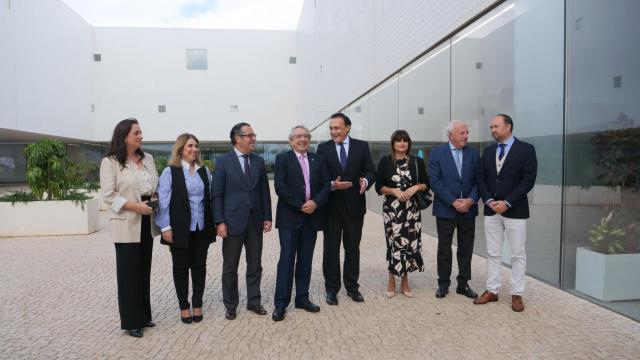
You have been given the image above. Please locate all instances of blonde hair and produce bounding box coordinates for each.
[168,133,202,167]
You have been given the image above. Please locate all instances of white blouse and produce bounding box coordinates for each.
[126,160,156,197]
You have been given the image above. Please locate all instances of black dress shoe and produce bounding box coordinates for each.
[456,284,478,299]
[181,316,193,324]
[144,321,156,327]
[225,308,237,320]
[295,300,320,313]
[272,307,286,321]
[127,329,143,338]
[192,314,203,323]
[326,292,338,305]
[435,287,449,298]
[347,291,364,302]
[246,304,267,315]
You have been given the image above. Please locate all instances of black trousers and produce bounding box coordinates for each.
[114,215,153,330]
[170,229,210,310]
[323,208,364,294]
[274,217,317,308]
[435,216,475,289]
[221,216,263,310]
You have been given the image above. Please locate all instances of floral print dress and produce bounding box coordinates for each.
[382,158,425,277]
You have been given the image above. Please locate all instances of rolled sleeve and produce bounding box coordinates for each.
[155,167,172,230]
[111,196,128,214]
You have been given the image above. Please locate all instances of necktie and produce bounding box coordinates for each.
[454,148,462,177]
[339,143,347,171]
[242,154,251,181]
[299,155,311,201]
[498,143,506,160]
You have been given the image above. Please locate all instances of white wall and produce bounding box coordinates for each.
[0,0,93,139]
[297,0,498,129]
[93,28,299,141]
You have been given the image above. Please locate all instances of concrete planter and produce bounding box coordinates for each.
[87,190,109,211]
[575,247,640,301]
[0,198,100,237]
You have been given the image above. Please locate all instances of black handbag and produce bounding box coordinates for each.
[413,156,432,210]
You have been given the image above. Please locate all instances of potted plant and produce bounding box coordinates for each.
[0,139,100,237]
[575,120,640,301]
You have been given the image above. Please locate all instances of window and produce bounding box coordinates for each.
[186,49,207,70]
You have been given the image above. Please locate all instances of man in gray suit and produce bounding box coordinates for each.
[213,122,272,320]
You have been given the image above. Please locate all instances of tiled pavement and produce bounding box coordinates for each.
[1,191,639,359]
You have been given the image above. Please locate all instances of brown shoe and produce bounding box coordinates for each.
[473,290,498,305]
[511,295,524,312]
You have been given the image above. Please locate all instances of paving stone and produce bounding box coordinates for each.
[0,185,639,359]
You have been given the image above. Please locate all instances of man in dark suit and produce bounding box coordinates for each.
[316,112,375,304]
[213,122,272,320]
[428,120,480,300]
[272,125,331,321]
[473,114,537,312]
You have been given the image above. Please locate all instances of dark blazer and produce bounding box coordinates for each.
[162,166,215,247]
[316,137,375,217]
[428,144,480,219]
[375,155,428,195]
[478,138,537,219]
[212,150,272,236]
[274,150,331,231]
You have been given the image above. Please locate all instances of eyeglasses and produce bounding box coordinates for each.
[239,133,257,139]
[292,134,311,139]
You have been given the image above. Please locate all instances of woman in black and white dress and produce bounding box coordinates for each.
[375,130,429,298]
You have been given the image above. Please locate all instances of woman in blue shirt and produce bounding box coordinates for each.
[156,133,215,324]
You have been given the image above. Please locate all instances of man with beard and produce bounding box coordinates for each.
[474,114,537,312]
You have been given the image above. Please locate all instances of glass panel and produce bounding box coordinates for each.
[368,75,399,142]
[0,144,26,183]
[186,49,208,70]
[451,0,564,285]
[349,97,370,141]
[564,0,640,321]
[398,41,452,237]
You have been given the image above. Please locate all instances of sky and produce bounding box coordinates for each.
[61,0,305,30]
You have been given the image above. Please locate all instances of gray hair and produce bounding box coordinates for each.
[289,125,311,140]
[446,120,468,135]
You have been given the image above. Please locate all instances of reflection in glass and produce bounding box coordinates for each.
[450,0,564,286]
[564,0,640,320]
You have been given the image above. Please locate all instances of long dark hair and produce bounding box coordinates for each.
[106,118,145,168]
[390,129,412,167]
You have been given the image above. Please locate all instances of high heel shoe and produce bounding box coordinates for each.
[181,309,193,324]
[385,290,395,298]
[401,288,414,298]
[192,308,203,323]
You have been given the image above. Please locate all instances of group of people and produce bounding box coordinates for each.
[99,112,537,338]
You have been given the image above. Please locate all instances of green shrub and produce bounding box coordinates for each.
[0,191,39,204]
[25,139,70,200]
[22,139,94,205]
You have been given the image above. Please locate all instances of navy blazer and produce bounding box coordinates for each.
[212,150,272,236]
[316,137,375,217]
[428,143,480,219]
[274,150,331,231]
[478,138,537,219]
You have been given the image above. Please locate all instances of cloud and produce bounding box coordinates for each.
[179,0,219,18]
[60,0,303,30]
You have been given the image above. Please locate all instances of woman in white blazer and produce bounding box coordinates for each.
[100,118,160,338]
